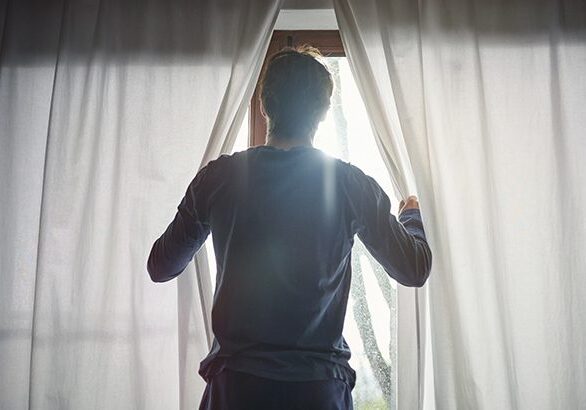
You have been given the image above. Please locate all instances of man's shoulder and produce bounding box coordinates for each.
[327,157,370,182]
[203,150,246,171]
[203,147,368,178]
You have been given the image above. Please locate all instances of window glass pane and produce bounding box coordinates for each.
[315,57,398,410]
[231,110,250,153]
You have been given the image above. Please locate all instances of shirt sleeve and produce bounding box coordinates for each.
[347,167,432,287]
[147,165,213,282]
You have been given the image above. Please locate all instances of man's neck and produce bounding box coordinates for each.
[266,134,313,150]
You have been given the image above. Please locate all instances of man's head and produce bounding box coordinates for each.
[259,45,334,141]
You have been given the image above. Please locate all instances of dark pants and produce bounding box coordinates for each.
[199,369,354,410]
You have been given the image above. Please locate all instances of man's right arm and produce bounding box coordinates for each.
[147,166,212,283]
[348,169,432,287]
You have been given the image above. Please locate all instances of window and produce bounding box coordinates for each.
[314,54,399,410]
[207,31,400,410]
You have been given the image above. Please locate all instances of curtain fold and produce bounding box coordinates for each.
[0,1,281,408]
[334,0,586,409]
[334,1,429,408]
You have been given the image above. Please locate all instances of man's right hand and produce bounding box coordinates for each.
[399,195,420,215]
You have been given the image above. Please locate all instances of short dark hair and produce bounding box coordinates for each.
[259,45,334,140]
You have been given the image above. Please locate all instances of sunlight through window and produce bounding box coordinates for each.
[315,57,399,410]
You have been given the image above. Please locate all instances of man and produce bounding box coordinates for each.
[148,46,432,410]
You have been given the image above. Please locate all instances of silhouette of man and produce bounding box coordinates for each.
[148,46,432,410]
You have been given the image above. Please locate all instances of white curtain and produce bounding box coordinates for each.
[0,0,281,408]
[334,0,586,409]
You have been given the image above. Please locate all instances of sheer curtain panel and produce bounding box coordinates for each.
[334,0,586,409]
[0,0,281,408]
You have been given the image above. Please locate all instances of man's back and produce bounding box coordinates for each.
[202,146,358,387]
[148,145,431,389]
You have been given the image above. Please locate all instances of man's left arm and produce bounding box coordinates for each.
[147,166,212,282]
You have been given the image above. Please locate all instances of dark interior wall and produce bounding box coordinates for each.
[0,0,278,64]
[2,0,585,65]
[282,0,333,9]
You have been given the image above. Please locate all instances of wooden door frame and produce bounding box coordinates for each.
[249,30,345,147]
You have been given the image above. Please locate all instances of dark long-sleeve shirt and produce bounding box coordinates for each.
[147,145,432,388]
